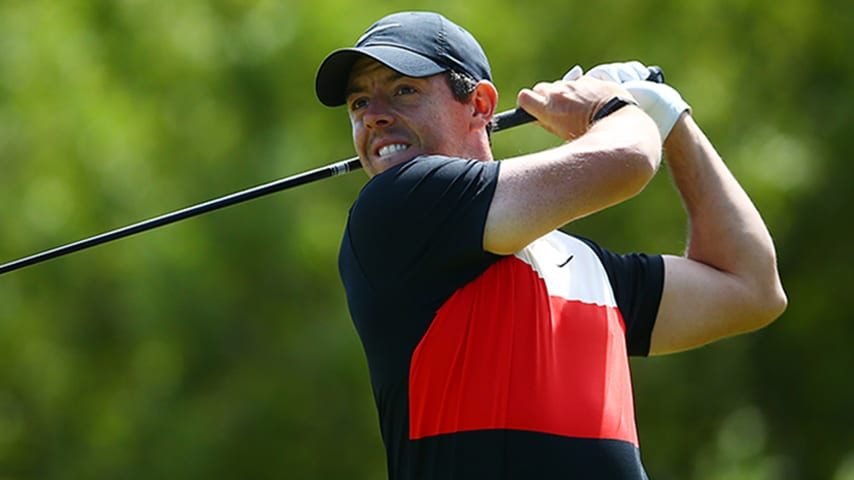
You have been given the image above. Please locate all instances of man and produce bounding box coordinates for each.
[315,11,787,479]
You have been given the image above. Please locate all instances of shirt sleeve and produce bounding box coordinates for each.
[575,236,665,356]
[344,156,502,306]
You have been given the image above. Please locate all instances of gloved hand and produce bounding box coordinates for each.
[562,65,584,81]
[621,80,691,140]
[586,61,651,83]
[584,60,690,140]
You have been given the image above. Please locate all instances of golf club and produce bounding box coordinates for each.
[0,67,663,276]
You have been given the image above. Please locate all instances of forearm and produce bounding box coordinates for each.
[484,107,660,254]
[664,113,786,315]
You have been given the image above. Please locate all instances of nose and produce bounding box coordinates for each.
[362,100,394,130]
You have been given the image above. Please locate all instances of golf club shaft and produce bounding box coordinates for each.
[0,66,664,275]
[0,158,363,275]
[0,108,525,275]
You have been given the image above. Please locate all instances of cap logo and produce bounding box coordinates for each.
[357,23,401,45]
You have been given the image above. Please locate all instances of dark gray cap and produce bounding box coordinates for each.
[315,12,492,107]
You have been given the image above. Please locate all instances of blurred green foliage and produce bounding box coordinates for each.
[0,0,851,478]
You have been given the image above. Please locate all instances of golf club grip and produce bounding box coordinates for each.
[492,65,665,132]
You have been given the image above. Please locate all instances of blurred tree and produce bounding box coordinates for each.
[0,0,850,478]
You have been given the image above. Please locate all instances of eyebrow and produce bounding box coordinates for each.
[344,70,408,99]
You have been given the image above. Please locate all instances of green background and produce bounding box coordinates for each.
[1,0,851,478]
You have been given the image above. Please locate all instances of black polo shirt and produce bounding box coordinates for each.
[339,155,663,479]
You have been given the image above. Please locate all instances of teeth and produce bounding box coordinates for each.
[378,144,409,157]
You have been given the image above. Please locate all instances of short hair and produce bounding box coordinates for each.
[445,69,479,102]
[445,70,494,141]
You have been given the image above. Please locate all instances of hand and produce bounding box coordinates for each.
[517,76,632,140]
[585,60,691,140]
[562,65,583,81]
[586,61,652,83]
[621,80,691,140]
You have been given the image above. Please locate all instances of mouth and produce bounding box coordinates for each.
[376,143,411,159]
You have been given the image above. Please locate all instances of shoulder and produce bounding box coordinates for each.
[571,235,664,301]
[351,155,500,220]
[574,236,662,275]
[364,156,498,194]
[341,156,503,299]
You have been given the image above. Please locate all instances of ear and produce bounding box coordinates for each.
[470,80,498,131]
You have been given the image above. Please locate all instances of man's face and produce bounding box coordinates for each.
[345,58,478,177]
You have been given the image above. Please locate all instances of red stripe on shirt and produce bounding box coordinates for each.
[408,255,638,446]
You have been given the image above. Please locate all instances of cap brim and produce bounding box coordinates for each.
[315,46,447,107]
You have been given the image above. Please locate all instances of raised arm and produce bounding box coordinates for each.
[574,61,787,353]
[483,77,662,255]
[650,113,788,354]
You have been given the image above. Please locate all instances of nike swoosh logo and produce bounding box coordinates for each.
[557,255,574,268]
[357,23,400,45]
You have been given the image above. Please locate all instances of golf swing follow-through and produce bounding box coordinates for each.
[0,71,661,275]
[3,10,787,480]
[316,11,786,479]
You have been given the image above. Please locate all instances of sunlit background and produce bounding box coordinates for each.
[0,0,851,478]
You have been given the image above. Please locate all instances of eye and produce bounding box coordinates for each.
[396,85,417,96]
[349,97,368,111]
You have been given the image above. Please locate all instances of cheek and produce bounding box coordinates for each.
[350,121,365,149]
[428,105,469,143]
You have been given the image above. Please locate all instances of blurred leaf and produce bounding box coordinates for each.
[0,0,851,478]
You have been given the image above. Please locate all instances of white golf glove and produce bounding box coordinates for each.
[586,61,651,83]
[621,80,690,140]
[562,65,584,81]
[559,62,690,138]
[586,60,690,140]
